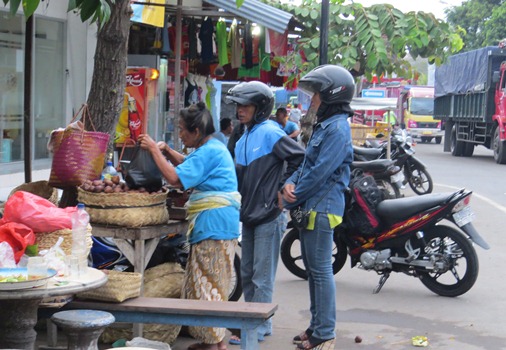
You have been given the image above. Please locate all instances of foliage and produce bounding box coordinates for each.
[266,0,464,81]
[446,0,506,51]
[3,0,114,25]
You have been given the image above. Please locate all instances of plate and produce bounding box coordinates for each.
[0,267,57,290]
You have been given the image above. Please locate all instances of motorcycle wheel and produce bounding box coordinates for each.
[417,225,479,297]
[405,164,433,195]
[375,179,401,199]
[228,253,243,301]
[280,227,347,280]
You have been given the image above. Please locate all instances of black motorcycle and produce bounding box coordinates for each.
[281,187,488,297]
[350,159,402,199]
[354,128,433,195]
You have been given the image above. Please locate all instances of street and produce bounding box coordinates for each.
[212,142,506,350]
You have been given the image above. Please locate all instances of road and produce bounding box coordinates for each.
[170,142,506,350]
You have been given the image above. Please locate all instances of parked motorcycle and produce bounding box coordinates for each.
[350,159,402,199]
[281,188,489,297]
[354,128,433,195]
[90,233,243,302]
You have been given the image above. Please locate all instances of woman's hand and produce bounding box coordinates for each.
[138,134,157,153]
[282,184,297,203]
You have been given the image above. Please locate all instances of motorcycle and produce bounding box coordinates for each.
[90,232,243,302]
[280,187,489,297]
[353,128,433,195]
[350,159,402,199]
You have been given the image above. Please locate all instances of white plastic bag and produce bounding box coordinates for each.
[0,241,16,268]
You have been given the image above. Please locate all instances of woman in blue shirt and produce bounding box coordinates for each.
[139,102,240,350]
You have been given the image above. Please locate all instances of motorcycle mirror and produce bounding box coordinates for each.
[376,133,385,138]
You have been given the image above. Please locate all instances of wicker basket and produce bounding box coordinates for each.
[76,270,142,303]
[36,224,93,255]
[77,188,169,227]
[9,180,59,206]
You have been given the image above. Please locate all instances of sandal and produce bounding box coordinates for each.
[293,329,313,344]
[228,335,241,346]
[296,338,335,350]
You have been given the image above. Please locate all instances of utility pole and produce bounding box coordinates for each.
[319,0,329,65]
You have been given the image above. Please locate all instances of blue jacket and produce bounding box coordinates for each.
[235,120,305,226]
[284,114,353,216]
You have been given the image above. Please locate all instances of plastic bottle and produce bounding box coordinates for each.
[71,203,89,275]
[101,161,118,180]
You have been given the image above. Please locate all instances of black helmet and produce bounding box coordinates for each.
[298,65,355,104]
[226,81,274,123]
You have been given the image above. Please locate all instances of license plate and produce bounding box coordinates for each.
[391,171,404,183]
[453,206,475,226]
[422,131,432,135]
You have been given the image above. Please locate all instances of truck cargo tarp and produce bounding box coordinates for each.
[350,98,398,111]
[435,46,505,97]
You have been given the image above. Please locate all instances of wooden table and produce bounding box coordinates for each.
[0,267,107,349]
[91,221,188,280]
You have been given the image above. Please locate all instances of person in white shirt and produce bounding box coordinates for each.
[289,103,302,124]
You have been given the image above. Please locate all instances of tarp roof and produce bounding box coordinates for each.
[350,98,398,111]
[202,0,295,33]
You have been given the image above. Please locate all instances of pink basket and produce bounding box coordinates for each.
[49,104,110,189]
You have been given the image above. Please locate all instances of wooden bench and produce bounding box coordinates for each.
[41,297,277,350]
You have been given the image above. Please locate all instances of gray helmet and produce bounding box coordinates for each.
[298,65,355,104]
[226,81,274,123]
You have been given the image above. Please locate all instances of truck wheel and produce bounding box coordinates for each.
[493,127,506,164]
[450,127,464,156]
[462,142,474,157]
[435,137,442,145]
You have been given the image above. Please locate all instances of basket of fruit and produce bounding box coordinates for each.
[77,177,169,227]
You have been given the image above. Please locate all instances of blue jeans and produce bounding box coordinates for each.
[240,214,283,338]
[300,212,336,341]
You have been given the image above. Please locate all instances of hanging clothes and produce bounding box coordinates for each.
[269,30,288,57]
[260,27,271,72]
[216,19,229,67]
[184,76,199,107]
[199,17,215,64]
[188,18,198,60]
[228,19,242,69]
[168,21,189,56]
[238,23,260,78]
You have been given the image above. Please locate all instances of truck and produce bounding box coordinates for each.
[398,86,443,144]
[434,46,506,163]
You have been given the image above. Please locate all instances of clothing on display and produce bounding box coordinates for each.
[199,17,215,64]
[216,19,229,67]
[228,19,242,69]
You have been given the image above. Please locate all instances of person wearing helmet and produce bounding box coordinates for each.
[226,81,305,347]
[282,65,355,350]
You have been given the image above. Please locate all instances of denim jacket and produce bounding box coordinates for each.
[283,113,353,216]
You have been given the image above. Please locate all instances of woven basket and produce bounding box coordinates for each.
[36,224,93,255]
[76,270,142,303]
[9,180,59,206]
[77,188,169,227]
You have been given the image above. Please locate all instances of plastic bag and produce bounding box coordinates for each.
[0,222,36,263]
[125,145,163,192]
[0,241,16,268]
[2,191,77,233]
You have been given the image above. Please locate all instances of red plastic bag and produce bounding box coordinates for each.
[2,191,77,233]
[0,222,35,263]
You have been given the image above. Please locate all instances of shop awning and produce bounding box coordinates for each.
[202,0,295,34]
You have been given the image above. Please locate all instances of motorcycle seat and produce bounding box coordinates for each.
[376,192,455,224]
[351,159,396,173]
[353,146,382,158]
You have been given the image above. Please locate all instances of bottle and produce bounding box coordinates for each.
[101,161,118,180]
[128,96,142,141]
[71,203,89,275]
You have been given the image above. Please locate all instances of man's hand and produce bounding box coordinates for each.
[282,184,297,203]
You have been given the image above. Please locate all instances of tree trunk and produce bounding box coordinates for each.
[60,1,131,208]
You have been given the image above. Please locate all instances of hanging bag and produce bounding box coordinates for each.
[125,143,163,193]
[48,104,110,189]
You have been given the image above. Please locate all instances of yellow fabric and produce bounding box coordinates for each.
[306,211,343,230]
[186,191,241,237]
